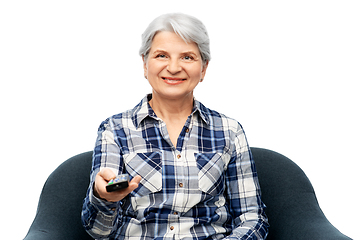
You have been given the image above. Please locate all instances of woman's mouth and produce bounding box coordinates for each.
[161,77,186,85]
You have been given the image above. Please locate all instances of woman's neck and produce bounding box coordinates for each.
[149,92,194,122]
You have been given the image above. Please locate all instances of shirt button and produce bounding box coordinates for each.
[179,183,183,187]
[170,226,174,231]
[177,154,181,159]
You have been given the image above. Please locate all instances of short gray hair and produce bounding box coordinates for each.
[139,13,211,65]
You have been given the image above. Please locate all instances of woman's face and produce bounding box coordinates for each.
[143,31,208,101]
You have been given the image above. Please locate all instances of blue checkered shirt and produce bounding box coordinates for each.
[81,95,269,239]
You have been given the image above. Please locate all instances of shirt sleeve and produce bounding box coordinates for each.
[224,123,269,239]
[81,119,124,239]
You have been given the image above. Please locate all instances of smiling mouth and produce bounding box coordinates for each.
[161,77,186,85]
[162,77,186,81]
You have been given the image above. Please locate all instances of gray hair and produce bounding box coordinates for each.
[139,13,211,65]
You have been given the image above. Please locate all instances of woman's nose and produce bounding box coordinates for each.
[167,59,182,74]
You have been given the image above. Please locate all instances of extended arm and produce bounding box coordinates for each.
[81,120,140,239]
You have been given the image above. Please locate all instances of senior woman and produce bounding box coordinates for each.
[82,13,269,239]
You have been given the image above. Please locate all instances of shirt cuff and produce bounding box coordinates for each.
[89,184,119,214]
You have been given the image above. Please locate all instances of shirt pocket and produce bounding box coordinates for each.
[125,152,162,197]
[195,152,225,196]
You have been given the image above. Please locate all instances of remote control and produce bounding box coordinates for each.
[106,174,129,192]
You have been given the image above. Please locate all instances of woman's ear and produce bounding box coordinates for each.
[142,55,148,79]
[200,60,209,81]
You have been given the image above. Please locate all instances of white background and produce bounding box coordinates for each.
[1,1,359,239]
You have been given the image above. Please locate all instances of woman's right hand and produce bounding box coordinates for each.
[93,168,141,202]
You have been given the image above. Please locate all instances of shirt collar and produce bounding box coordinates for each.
[132,94,210,129]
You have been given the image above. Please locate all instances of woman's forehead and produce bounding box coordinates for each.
[150,31,199,54]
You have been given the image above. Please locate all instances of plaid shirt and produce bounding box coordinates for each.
[82,95,268,239]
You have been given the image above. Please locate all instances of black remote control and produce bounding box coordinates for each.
[106,174,129,192]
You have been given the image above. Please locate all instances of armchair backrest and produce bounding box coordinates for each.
[24,151,93,240]
[252,147,350,240]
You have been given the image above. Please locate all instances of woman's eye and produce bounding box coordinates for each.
[183,56,193,60]
[156,54,166,58]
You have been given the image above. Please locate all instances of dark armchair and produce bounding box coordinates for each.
[24,148,352,240]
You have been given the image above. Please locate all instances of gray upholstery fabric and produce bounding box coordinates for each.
[24,152,93,240]
[24,148,352,240]
[252,147,351,240]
